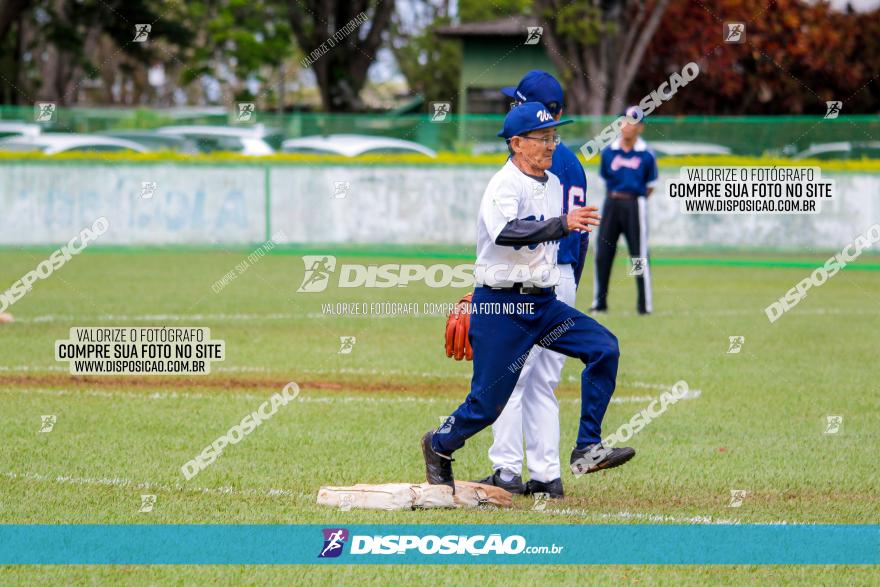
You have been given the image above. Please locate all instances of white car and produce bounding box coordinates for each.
[471,141,509,155]
[648,141,732,157]
[156,125,275,155]
[0,133,148,154]
[0,122,41,139]
[98,130,201,153]
[281,134,436,157]
[792,141,880,160]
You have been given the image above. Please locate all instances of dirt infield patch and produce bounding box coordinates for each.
[0,373,460,395]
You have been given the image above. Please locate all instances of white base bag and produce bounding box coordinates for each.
[316,481,513,511]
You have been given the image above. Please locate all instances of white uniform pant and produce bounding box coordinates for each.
[487,263,576,482]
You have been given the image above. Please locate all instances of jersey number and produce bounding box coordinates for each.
[568,186,585,211]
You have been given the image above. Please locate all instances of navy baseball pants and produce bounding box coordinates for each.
[432,286,619,455]
[593,194,652,313]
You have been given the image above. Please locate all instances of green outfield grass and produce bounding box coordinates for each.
[0,247,878,585]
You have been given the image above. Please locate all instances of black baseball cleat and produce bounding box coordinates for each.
[589,305,608,314]
[472,470,525,495]
[421,431,455,491]
[524,477,564,499]
[570,443,635,475]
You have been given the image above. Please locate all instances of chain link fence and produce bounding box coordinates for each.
[1,106,878,158]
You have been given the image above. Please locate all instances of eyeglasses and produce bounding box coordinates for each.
[517,133,561,147]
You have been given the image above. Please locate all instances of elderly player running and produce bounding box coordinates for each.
[448,71,589,499]
[423,102,635,491]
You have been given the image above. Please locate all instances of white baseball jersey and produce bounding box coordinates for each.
[475,159,563,288]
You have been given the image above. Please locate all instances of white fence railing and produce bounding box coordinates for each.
[1,163,877,249]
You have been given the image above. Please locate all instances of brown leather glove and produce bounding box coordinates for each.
[444,292,473,361]
[454,480,514,508]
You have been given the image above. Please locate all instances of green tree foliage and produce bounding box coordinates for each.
[391,0,531,113]
[287,0,395,112]
[392,16,462,106]
[458,0,532,23]
[181,0,292,102]
[0,0,190,105]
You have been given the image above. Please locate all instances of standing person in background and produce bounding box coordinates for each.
[591,106,659,316]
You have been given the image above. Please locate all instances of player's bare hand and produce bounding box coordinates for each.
[566,206,601,232]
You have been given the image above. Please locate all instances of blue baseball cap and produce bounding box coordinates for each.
[501,70,565,114]
[619,105,645,123]
[498,101,572,139]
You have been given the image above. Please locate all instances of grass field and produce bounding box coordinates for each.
[1,245,878,585]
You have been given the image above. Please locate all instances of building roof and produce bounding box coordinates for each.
[436,16,541,38]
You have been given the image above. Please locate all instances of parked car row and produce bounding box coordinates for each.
[0,121,877,159]
[449,138,880,160]
[0,122,279,156]
[0,123,438,157]
[0,133,149,154]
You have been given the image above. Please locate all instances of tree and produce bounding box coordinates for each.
[181,0,292,103]
[533,0,671,115]
[390,0,460,106]
[287,0,395,112]
[635,0,880,115]
[390,0,531,111]
[0,0,191,106]
[457,0,532,22]
[0,0,29,41]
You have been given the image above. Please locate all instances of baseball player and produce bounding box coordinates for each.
[470,71,589,499]
[591,106,658,315]
[422,102,635,491]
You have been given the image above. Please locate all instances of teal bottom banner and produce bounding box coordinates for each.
[1,525,877,565]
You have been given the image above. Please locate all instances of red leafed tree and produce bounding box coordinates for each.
[633,0,880,114]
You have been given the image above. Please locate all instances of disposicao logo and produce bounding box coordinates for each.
[319,528,349,558]
[318,530,563,559]
[296,256,561,292]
